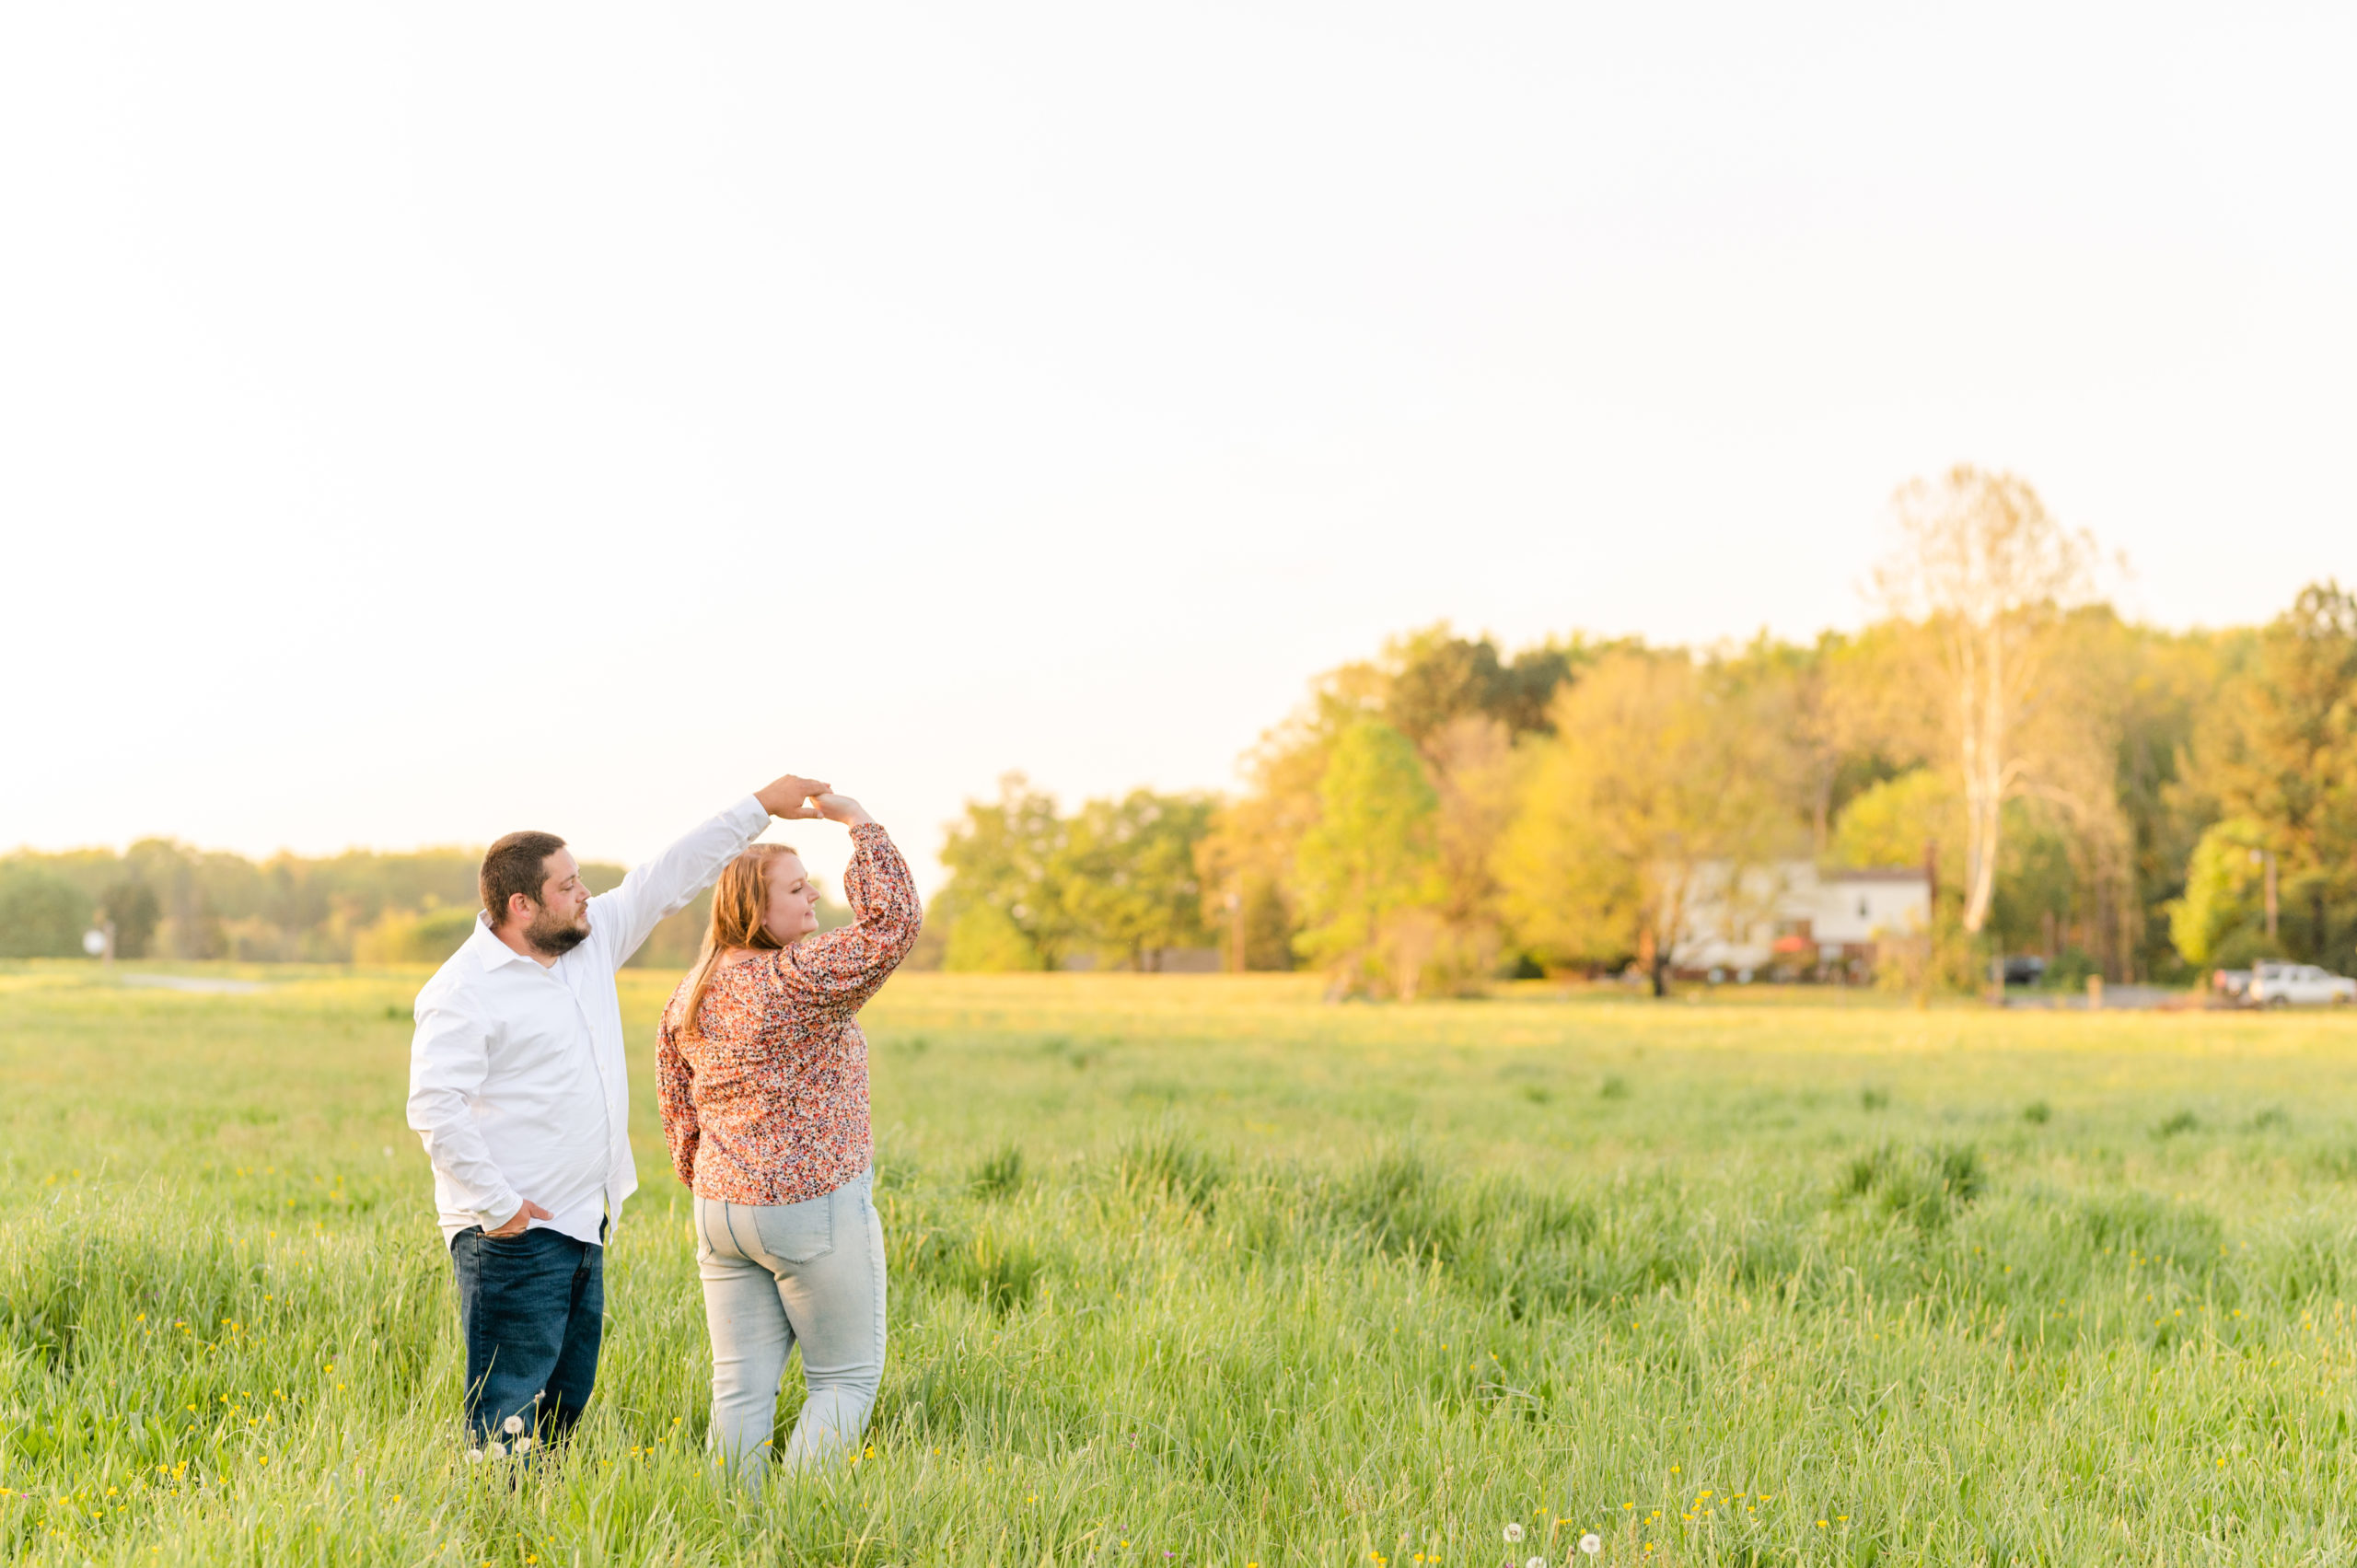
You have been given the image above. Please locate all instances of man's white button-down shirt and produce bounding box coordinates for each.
[405,797,771,1247]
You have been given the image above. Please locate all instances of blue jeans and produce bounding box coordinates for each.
[695,1169,886,1484]
[448,1225,604,1445]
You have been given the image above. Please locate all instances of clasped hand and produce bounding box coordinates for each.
[755,772,874,828]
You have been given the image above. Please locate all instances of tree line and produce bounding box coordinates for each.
[926,468,2357,995]
[0,840,750,969]
[7,468,2352,992]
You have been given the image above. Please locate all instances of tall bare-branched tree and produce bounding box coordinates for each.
[1875,466,2097,935]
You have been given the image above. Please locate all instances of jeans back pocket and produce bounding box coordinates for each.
[751,1194,834,1265]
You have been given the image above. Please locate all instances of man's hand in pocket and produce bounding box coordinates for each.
[486,1199,552,1237]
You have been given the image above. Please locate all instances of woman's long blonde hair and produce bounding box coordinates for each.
[673,843,798,1039]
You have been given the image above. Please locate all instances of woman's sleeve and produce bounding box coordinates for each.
[780,822,923,1009]
[656,1013,700,1188]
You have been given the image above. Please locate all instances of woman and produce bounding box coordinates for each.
[656,791,921,1484]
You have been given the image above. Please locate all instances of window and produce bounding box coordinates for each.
[1857,897,1869,919]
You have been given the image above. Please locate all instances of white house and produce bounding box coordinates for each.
[1669,861,1932,979]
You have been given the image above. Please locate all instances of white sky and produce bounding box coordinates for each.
[5,4,2353,891]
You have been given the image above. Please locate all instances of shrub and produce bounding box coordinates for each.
[351,904,478,964]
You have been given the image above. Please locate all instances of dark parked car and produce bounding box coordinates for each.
[2002,955,2048,987]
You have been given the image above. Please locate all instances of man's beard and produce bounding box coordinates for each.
[521,903,590,958]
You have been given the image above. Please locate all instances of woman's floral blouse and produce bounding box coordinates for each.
[656,822,922,1205]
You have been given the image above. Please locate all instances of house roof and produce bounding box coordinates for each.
[1821,867,1931,885]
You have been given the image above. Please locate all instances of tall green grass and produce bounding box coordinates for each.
[6,966,2357,1563]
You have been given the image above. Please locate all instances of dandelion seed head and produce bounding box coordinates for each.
[1579,1536,1601,1556]
[483,1441,505,1459]
[503,1415,525,1436]
[1504,1524,1524,1543]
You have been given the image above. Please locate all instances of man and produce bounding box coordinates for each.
[406,772,830,1449]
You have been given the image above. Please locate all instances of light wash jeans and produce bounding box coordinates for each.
[693,1169,886,1484]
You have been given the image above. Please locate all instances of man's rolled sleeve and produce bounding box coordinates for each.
[406,998,520,1228]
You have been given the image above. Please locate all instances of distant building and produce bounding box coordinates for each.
[1670,861,1932,980]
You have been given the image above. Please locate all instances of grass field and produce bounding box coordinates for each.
[7,966,2357,1565]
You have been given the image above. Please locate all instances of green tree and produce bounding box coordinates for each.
[2167,818,2277,970]
[1199,627,1585,975]
[1231,881,1295,971]
[1420,713,1522,993]
[99,880,160,958]
[1722,630,1906,856]
[1057,790,1217,971]
[1292,721,1443,998]
[1194,665,1381,971]
[1381,624,1586,751]
[2066,612,2232,981]
[1830,768,1959,874]
[1498,651,1801,995]
[937,773,1072,971]
[2177,583,2357,969]
[940,895,1037,971]
[0,865,91,958]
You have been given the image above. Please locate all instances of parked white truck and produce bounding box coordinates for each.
[2248,961,2357,1006]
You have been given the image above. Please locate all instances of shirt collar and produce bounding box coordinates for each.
[468,912,541,971]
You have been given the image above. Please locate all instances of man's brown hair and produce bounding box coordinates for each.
[481,830,568,926]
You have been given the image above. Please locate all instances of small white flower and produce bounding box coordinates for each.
[502,1415,526,1436]
[483,1440,505,1459]
[465,1449,483,1465]
[513,1434,535,1454]
[1504,1524,1525,1544]
[1579,1536,1602,1557]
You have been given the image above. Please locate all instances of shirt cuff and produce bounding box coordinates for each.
[727,795,771,834]
[850,821,888,843]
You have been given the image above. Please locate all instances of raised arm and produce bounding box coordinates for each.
[588,772,831,969]
[779,797,923,1011]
